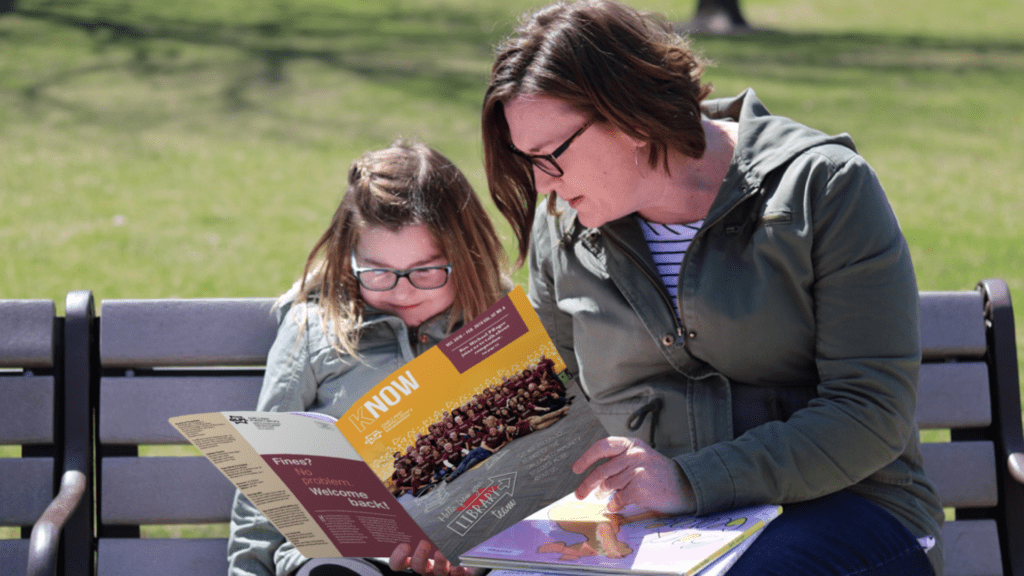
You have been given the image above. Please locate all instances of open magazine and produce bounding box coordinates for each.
[170,286,609,561]
[461,491,781,576]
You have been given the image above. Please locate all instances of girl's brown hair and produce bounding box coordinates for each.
[288,139,508,358]
[483,0,713,266]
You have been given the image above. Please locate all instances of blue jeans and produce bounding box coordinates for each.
[726,491,934,576]
[447,447,492,481]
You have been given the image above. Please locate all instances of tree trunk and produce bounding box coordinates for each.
[678,0,753,34]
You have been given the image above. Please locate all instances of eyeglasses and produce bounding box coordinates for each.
[509,119,595,178]
[350,250,452,291]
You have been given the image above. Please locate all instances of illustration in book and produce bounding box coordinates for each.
[461,490,782,576]
[482,526,767,576]
[171,286,609,562]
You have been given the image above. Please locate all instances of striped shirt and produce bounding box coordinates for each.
[637,216,703,312]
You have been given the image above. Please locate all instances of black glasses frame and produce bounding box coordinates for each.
[509,119,595,178]
[350,250,452,291]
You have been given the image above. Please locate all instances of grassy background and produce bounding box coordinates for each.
[2,0,1022,306]
[2,0,1022,538]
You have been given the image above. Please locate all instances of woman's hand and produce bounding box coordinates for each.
[572,437,696,515]
[389,540,482,576]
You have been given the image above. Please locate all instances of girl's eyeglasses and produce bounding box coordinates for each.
[350,251,452,291]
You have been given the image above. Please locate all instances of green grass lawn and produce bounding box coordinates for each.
[1,0,1022,538]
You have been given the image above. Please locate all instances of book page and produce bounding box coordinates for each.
[334,286,609,562]
[461,490,781,576]
[169,411,433,558]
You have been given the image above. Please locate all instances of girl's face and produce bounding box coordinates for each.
[355,224,456,328]
[504,94,646,228]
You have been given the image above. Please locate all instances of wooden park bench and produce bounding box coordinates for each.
[1,294,91,576]
[9,278,1021,575]
[916,279,1024,576]
[87,296,278,576]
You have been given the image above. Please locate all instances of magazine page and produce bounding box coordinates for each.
[460,490,782,576]
[169,411,433,558]
[334,286,609,562]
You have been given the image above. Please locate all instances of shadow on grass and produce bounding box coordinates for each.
[4,2,1022,129]
[5,1,510,117]
[693,29,1024,76]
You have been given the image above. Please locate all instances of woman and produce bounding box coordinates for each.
[473,1,945,575]
[228,139,508,576]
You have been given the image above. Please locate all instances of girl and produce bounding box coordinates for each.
[228,139,508,576]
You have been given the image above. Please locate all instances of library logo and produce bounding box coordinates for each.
[446,472,517,536]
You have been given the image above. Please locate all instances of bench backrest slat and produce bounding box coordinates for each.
[0,300,55,369]
[943,520,1003,576]
[920,441,998,508]
[916,362,992,429]
[99,298,277,367]
[99,375,263,444]
[97,539,229,576]
[919,290,986,360]
[0,459,57,526]
[0,376,55,445]
[100,457,236,525]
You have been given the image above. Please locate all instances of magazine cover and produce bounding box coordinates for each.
[460,490,782,576]
[172,286,609,562]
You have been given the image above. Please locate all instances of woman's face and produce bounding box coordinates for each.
[504,94,646,228]
[354,223,456,328]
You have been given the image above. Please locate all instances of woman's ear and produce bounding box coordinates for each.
[624,129,649,150]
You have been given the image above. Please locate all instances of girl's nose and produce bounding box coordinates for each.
[390,276,417,300]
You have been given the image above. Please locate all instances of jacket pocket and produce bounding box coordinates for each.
[590,371,734,459]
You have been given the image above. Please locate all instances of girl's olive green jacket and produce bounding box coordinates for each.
[528,89,945,574]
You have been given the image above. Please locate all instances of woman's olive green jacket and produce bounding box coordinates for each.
[527,89,945,574]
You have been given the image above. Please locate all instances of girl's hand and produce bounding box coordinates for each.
[572,437,696,515]
[389,540,482,576]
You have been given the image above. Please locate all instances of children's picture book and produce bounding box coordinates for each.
[460,490,782,576]
[482,526,766,576]
[170,286,609,562]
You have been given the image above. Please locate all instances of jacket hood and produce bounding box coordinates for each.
[549,89,858,233]
[703,88,857,192]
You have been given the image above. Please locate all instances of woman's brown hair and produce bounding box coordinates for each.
[288,139,508,358]
[483,0,713,266]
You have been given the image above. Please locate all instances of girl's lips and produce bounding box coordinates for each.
[568,196,584,209]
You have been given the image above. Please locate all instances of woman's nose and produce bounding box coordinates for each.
[533,167,559,195]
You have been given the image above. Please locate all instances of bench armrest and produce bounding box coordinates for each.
[27,470,87,576]
[1010,452,1024,485]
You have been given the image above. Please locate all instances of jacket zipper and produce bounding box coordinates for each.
[598,185,757,345]
[602,231,685,342]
